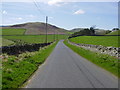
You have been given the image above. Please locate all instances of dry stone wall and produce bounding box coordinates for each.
[1,42,52,55]
[68,41,119,58]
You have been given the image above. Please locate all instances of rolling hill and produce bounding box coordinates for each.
[7,22,68,35]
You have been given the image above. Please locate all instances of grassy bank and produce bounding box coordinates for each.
[2,42,57,89]
[69,36,119,47]
[64,40,119,77]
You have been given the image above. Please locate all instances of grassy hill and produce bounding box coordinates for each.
[107,30,120,35]
[9,22,68,35]
[1,22,69,46]
[70,28,87,32]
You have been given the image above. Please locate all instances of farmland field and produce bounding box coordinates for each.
[69,36,119,47]
[1,38,14,46]
[1,28,26,35]
[3,35,68,45]
[1,28,68,46]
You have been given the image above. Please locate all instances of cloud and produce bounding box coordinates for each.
[2,10,7,14]
[17,17,23,20]
[29,15,35,18]
[74,9,85,15]
[2,0,119,2]
[47,0,64,6]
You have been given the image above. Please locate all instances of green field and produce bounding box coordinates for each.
[1,38,14,46]
[69,36,119,47]
[1,28,68,46]
[107,30,120,35]
[1,28,26,35]
[3,35,67,46]
[64,40,119,77]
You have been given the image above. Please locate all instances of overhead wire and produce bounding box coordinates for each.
[32,0,46,16]
[2,2,46,17]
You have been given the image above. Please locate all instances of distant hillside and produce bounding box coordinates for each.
[95,29,111,35]
[70,28,87,32]
[107,30,120,35]
[9,22,68,35]
[70,28,111,35]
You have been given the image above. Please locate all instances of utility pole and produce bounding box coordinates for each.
[57,31,58,41]
[45,16,48,43]
[54,31,55,42]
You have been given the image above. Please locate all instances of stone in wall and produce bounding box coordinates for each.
[1,42,52,55]
[69,41,119,58]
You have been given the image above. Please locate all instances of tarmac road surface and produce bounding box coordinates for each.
[26,40,118,88]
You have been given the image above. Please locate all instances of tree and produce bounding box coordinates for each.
[112,28,119,31]
[105,30,111,34]
[69,26,97,38]
[81,28,91,35]
[90,25,96,35]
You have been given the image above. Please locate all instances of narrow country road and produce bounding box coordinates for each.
[26,40,118,88]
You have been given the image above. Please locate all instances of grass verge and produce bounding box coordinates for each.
[2,42,57,89]
[64,40,119,77]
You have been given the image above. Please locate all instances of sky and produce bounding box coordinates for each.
[0,1,118,30]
